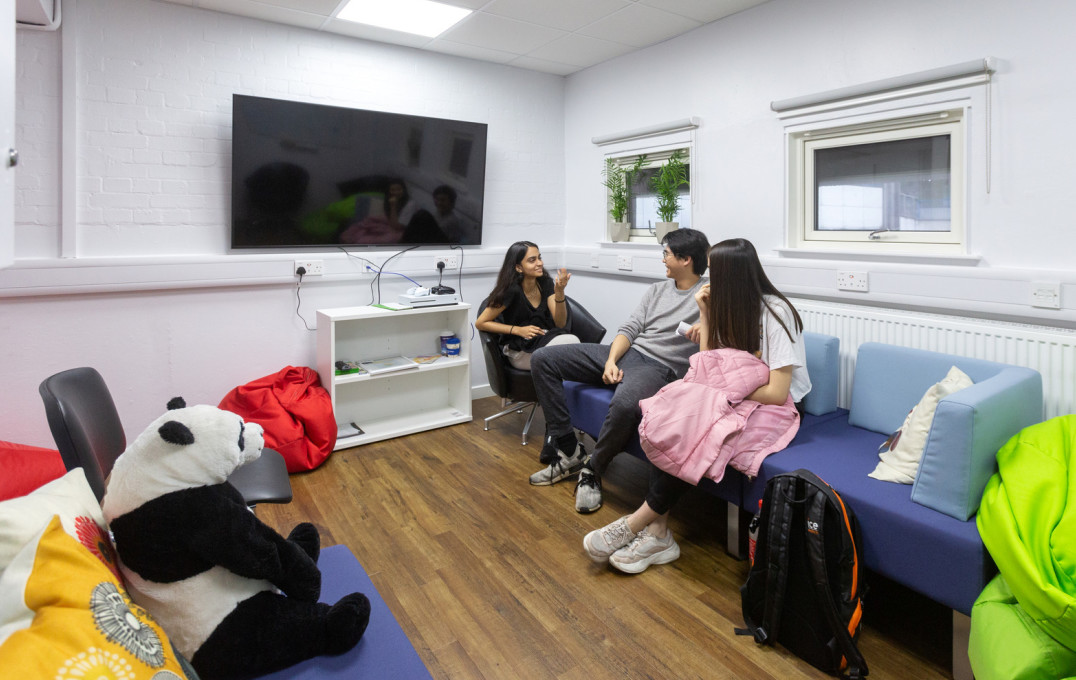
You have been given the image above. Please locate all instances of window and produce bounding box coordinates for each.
[609,150,692,240]
[593,118,698,243]
[790,110,965,253]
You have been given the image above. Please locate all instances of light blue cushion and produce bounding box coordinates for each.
[802,332,839,416]
[848,343,1043,520]
[912,366,1043,520]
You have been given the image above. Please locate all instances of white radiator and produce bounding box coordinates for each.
[793,299,1076,420]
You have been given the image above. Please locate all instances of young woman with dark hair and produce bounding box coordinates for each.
[582,237,811,573]
[475,242,579,371]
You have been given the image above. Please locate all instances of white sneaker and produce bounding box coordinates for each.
[574,468,602,513]
[583,516,636,563]
[608,528,680,574]
[528,441,586,486]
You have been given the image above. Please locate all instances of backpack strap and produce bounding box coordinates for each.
[802,477,869,679]
[756,474,797,644]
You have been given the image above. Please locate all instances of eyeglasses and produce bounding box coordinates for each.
[661,249,674,261]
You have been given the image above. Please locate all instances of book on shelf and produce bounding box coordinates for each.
[358,355,420,375]
[371,302,411,311]
[334,360,367,376]
[337,422,364,438]
[410,354,442,365]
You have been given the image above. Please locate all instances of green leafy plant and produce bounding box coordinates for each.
[650,150,689,223]
[602,155,647,222]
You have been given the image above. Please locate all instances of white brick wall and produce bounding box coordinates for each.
[15,0,566,258]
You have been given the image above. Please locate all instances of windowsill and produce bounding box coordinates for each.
[775,248,982,266]
[601,239,660,248]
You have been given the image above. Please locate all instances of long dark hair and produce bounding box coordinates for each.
[487,241,552,307]
[706,238,803,354]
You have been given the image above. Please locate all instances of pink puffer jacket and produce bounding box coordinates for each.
[639,348,800,485]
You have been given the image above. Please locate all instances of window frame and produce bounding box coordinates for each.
[595,123,696,244]
[783,94,980,257]
[799,112,965,247]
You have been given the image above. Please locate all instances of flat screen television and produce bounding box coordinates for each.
[231,94,487,249]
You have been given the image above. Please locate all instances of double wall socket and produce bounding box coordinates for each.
[836,270,869,292]
[1031,281,1061,309]
[294,260,324,276]
[616,255,633,271]
[436,255,459,270]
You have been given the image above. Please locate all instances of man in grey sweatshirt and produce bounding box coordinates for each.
[528,228,710,513]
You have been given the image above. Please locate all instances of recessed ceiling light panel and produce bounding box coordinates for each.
[337,0,471,38]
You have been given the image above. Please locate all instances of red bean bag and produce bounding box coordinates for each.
[0,441,67,501]
[219,366,336,472]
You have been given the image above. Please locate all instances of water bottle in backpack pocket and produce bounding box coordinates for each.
[737,469,869,679]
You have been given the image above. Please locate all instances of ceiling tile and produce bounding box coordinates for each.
[526,33,634,68]
[194,0,328,29]
[636,0,769,24]
[323,17,435,48]
[247,0,341,17]
[508,55,578,76]
[426,39,518,64]
[436,0,491,9]
[437,12,566,54]
[578,3,700,48]
[483,0,630,32]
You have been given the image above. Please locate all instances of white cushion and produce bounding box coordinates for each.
[0,468,108,571]
[870,365,974,484]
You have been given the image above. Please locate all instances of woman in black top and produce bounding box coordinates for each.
[476,241,579,370]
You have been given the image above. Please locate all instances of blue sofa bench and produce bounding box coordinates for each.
[563,336,1043,679]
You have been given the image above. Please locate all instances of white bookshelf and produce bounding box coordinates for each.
[316,304,472,449]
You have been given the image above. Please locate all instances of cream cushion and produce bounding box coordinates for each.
[870,365,974,483]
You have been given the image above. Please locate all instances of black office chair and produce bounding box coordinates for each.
[39,367,293,506]
[478,296,606,444]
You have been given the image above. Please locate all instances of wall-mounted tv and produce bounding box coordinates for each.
[231,94,487,249]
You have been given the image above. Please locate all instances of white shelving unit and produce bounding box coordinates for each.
[316,304,472,450]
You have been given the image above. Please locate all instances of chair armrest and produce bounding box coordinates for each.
[911,367,1043,520]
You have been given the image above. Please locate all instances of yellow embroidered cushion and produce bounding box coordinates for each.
[0,516,194,679]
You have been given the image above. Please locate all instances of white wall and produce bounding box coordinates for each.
[3,0,563,446]
[563,0,1076,320]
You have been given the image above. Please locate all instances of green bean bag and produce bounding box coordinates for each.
[973,415,1076,679]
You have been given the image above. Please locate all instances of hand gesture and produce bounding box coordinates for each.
[686,323,702,344]
[554,268,571,294]
[694,283,710,313]
[514,325,546,340]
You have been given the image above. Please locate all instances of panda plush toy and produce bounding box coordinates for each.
[102,398,370,680]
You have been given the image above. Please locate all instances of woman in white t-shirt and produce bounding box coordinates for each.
[580,238,811,572]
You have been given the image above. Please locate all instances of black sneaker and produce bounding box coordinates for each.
[529,441,587,486]
[574,468,602,513]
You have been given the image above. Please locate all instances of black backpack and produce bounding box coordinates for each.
[738,469,869,679]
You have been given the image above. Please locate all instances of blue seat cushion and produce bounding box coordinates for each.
[744,413,995,615]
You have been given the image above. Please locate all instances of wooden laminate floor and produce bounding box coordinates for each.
[256,397,952,680]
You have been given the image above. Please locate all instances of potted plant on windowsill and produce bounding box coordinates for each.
[602,156,646,242]
[650,149,688,241]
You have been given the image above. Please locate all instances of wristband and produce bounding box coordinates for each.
[555,297,566,303]
[509,326,515,335]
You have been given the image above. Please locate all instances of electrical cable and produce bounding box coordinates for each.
[338,246,384,305]
[369,266,421,287]
[373,245,420,303]
[294,270,315,331]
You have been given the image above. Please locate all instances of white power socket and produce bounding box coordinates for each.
[590,253,601,268]
[1031,281,1061,309]
[295,260,324,276]
[616,255,632,271]
[836,270,868,292]
[436,255,459,270]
